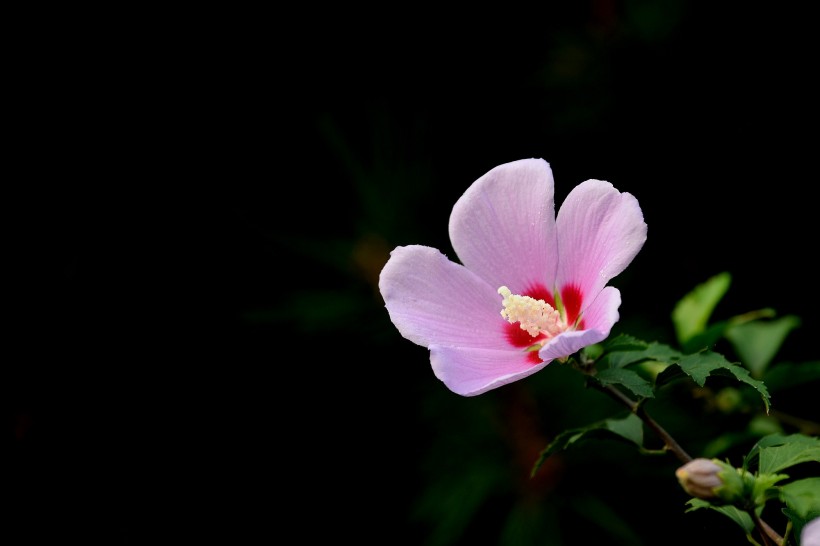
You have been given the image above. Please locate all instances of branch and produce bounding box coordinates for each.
[582,366,784,546]
[753,513,784,546]
[575,355,692,463]
[598,382,692,463]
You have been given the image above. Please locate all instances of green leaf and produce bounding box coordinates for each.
[680,320,730,354]
[751,472,790,506]
[581,342,605,360]
[656,351,771,412]
[671,272,732,345]
[748,432,806,451]
[600,340,772,411]
[532,429,587,475]
[759,440,820,475]
[681,306,778,354]
[760,445,820,476]
[724,315,802,378]
[685,498,755,534]
[601,334,650,352]
[781,478,820,520]
[590,368,655,399]
[763,361,820,391]
[603,342,683,369]
[782,480,820,546]
[603,412,645,445]
[531,414,644,477]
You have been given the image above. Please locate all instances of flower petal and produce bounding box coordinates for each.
[448,158,558,295]
[430,344,550,396]
[538,286,621,361]
[802,517,820,546]
[577,285,621,333]
[555,179,646,305]
[378,245,508,349]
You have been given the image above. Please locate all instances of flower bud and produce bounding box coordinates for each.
[803,517,820,546]
[710,460,749,504]
[676,458,752,505]
[676,458,724,499]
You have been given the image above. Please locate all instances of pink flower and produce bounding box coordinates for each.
[378,158,647,396]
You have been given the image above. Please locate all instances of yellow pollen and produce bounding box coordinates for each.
[498,286,566,338]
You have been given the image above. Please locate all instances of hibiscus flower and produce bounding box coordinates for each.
[378,158,647,396]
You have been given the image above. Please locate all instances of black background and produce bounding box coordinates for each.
[10,3,819,544]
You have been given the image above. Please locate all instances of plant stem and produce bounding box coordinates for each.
[575,356,692,463]
[599,382,692,463]
[753,513,784,546]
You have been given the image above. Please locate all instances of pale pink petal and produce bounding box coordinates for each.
[802,517,820,546]
[555,179,646,304]
[577,285,622,332]
[378,245,508,350]
[538,287,621,361]
[448,158,558,295]
[430,344,550,396]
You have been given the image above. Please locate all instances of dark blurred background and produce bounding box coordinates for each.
[11,2,819,544]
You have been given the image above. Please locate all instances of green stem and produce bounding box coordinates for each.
[575,355,691,462]
[599,382,692,463]
[752,512,783,546]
